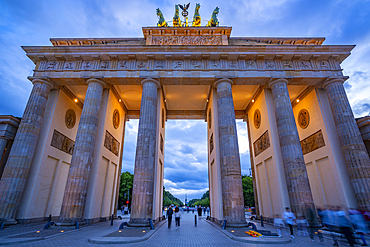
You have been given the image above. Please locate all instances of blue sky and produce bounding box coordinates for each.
[1,0,370,201]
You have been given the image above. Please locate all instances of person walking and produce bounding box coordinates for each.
[305,204,324,244]
[167,205,173,229]
[336,206,356,246]
[320,205,339,246]
[174,205,181,228]
[283,207,296,238]
[197,205,203,218]
[349,208,368,246]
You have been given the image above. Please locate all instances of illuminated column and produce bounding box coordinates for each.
[214,78,245,226]
[0,78,53,224]
[268,78,314,215]
[59,78,105,224]
[323,78,370,208]
[129,78,160,226]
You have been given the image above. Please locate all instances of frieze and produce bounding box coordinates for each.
[38,59,339,72]
[50,129,75,155]
[151,36,222,46]
[253,130,270,157]
[104,130,120,156]
[300,130,325,155]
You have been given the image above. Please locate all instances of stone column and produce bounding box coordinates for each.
[59,78,105,224]
[0,78,53,224]
[323,78,370,208]
[214,78,245,226]
[268,78,314,215]
[129,78,160,226]
[0,138,7,160]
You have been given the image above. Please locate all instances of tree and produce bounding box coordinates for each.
[242,175,255,207]
[163,187,184,207]
[190,190,210,207]
[118,171,134,208]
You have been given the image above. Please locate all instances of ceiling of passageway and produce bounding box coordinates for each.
[67,84,307,112]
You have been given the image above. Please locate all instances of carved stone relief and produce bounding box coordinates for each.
[300,130,325,155]
[160,134,164,154]
[65,109,76,129]
[253,130,270,157]
[254,109,261,129]
[208,109,212,129]
[100,61,110,69]
[298,109,310,129]
[151,36,222,45]
[113,109,120,129]
[50,129,75,155]
[210,134,214,154]
[104,130,120,156]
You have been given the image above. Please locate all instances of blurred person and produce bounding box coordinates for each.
[320,205,339,246]
[349,208,368,246]
[336,206,356,246]
[198,205,202,217]
[283,207,296,238]
[167,205,173,228]
[297,215,309,237]
[207,207,210,215]
[203,206,206,215]
[306,204,324,244]
[274,214,285,237]
[174,205,181,228]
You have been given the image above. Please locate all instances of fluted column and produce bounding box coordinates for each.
[0,138,7,160]
[214,78,245,225]
[323,78,370,208]
[268,78,314,215]
[129,78,160,226]
[0,78,53,224]
[59,78,105,224]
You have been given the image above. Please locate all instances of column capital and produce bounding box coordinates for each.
[214,78,233,88]
[86,78,106,88]
[31,78,54,89]
[322,77,348,89]
[141,78,160,88]
[267,78,289,88]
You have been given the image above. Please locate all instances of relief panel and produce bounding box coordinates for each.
[50,130,75,155]
[104,130,120,156]
[253,130,270,157]
[300,130,325,155]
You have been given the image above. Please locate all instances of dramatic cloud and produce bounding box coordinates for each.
[1,0,369,201]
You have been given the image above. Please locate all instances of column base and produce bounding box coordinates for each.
[128,218,150,227]
[56,218,85,226]
[0,218,17,225]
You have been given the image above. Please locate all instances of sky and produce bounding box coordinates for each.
[1,0,370,202]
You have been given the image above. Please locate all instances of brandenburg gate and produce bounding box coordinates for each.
[0,7,369,227]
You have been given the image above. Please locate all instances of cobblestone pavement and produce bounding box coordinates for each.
[4,212,357,246]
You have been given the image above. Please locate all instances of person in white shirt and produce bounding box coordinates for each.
[283,207,296,238]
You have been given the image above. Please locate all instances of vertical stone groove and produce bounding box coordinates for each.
[214,78,245,225]
[129,78,159,226]
[324,78,370,207]
[269,78,314,216]
[59,78,105,223]
[0,79,53,223]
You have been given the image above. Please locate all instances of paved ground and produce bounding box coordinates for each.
[0,212,361,246]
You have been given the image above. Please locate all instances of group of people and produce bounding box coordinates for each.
[166,205,181,228]
[274,205,370,246]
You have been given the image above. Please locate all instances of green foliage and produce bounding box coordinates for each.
[118,171,134,208]
[163,187,184,207]
[189,190,210,207]
[242,175,255,207]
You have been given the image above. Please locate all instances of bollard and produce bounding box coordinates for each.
[195,215,197,227]
[149,218,154,230]
[43,221,55,230]
[260,215,264,227]
[76,221,79,229]
[222,220,227,229]
[0,222,5,230]
[111,214,114,226]
[119,222,128,229]
[48,214,51,222]
[248,222,257,230]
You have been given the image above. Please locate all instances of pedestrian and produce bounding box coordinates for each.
[305,204,323,244]
[207,207,210,215]
[297,216,309,237]
[336,206,356,246]
[349,208,368,246]
[283,207,296,238]
[174,205,181,228]
[320,205,339,246]
[167,205,173,228]
[203,206,206,215]
[274,214,285,237]
[197,205,202,217]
